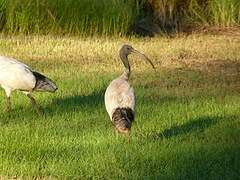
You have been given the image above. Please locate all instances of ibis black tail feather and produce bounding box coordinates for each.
[32,71,57,92]
[112,107,134,134]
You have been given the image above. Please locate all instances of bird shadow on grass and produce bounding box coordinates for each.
[0,89,107,125]
[140,115,235,141]
[43,90,106,116]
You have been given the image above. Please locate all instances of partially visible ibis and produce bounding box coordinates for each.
[0,56,57,115]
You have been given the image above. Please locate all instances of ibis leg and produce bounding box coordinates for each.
[25,93,42,115]
[6,96,11,111]
[4,88,12,111]
[115,128,119,138]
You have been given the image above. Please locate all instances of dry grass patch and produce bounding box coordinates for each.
[0,33,239,69]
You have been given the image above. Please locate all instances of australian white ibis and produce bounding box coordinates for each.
[104,45,154,140]
[0,56,57,115]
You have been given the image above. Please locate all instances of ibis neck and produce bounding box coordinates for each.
[120,69,131,80]
[120,53,131,80]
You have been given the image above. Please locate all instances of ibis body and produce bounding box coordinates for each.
[104,45,154,137]
[0,56,57,115]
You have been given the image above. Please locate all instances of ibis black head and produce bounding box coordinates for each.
[119,44,155,69]
[120,45,135,56]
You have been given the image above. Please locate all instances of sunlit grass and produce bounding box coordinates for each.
[0,34,239,179]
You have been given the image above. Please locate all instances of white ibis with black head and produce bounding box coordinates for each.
[0,56,57,115]
[104,45,155,140]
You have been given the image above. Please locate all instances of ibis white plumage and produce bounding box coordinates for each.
[0,56,57,115]
[104,45,154,139]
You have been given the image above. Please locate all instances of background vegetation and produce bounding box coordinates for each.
[0,0,239,36]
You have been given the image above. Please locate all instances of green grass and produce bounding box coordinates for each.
[183,0,240,26]
[208,0,240,26]
[148,0,240,27]
[0,0,137,36]
[0,0,239,36]
[0,34,240,179]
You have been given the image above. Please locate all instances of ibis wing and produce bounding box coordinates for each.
[0,56,36,91]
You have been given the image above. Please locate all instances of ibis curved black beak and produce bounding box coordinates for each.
[131,49,155,69]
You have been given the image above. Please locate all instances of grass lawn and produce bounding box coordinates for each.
[0,33,240,179]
